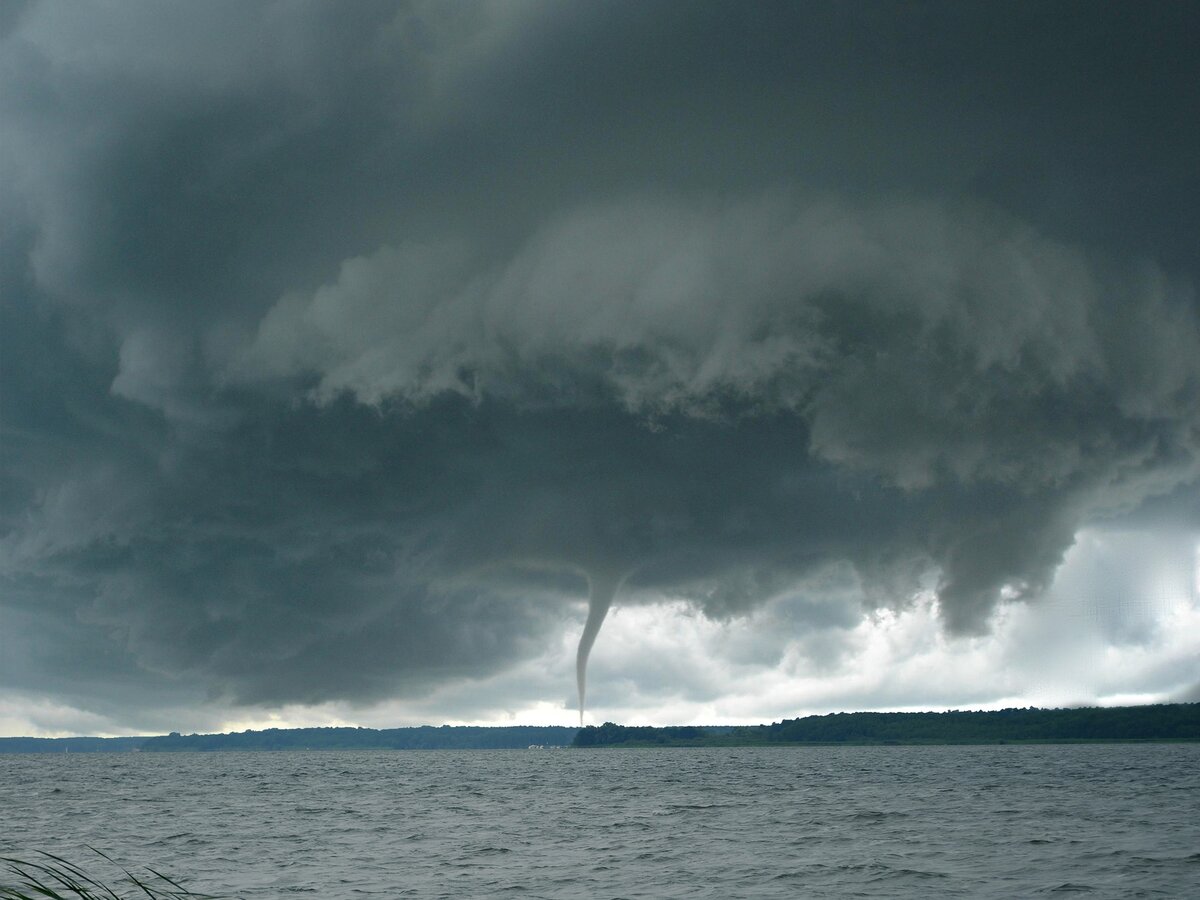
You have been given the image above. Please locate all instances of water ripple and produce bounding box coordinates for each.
[2,744,1198,899]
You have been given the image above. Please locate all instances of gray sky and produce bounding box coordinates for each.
[1,1,1197,736]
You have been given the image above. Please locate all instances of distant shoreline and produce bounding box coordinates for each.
[2,703,1196,753]
[572,703,1200,748]
[574,737,1200,748]
[0,724,578,754]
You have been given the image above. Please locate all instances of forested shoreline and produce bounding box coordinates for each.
[573,703,1200,747]
[0,725,578,753]
[2,704,1196,753]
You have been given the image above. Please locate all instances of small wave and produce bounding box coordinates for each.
[148,831,195,846]
[845,809,910,822]
[1038,883,1097,893]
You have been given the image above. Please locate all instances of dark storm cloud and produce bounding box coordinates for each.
[1,1,1198,724]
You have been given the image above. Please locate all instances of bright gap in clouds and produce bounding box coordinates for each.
[464,527,1200,727]
[669,528,1197,724]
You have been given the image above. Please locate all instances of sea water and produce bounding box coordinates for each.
[2,743,1197,898]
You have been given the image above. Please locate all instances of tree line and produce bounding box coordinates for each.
[0,725,578,753]
[4,704,1195,753]
[572,703,1200,747]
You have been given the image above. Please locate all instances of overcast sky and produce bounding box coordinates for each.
[1,1,1198,737]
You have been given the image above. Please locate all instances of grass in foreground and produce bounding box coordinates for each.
[1,849,228,900]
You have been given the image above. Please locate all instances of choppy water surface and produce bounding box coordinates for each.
[2,744,1198,898]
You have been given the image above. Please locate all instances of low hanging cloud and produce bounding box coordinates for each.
[1,1,1198,733]
[240,193,1198,488]
[233,193,1199,628]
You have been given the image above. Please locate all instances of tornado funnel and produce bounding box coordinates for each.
[576,569,624,725]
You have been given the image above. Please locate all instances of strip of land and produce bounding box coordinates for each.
[1,704,1195,752]
[0,725,577,753]
[573,703,1200,747]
